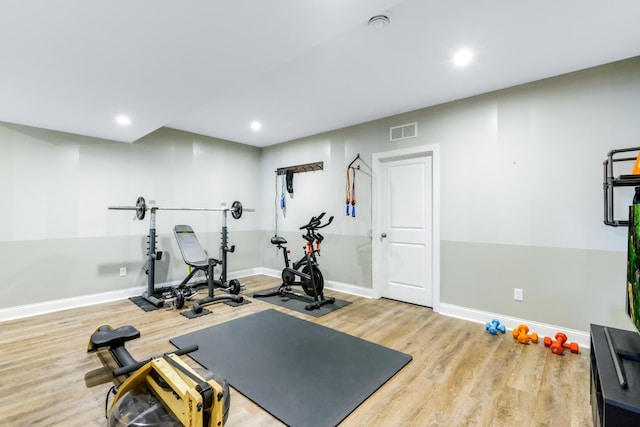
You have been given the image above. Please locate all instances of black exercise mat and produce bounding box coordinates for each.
[180,308,212,319]
[128,296,160,312]
[252,288,351,317]
[171,309,412,427]
[223,298,251,307]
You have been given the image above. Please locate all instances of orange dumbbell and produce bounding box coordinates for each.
[543,332,579,355]
[512,324,538,344]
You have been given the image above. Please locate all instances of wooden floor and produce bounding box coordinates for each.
[0,275,592,426]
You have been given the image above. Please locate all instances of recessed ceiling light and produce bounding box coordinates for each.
[115,115,131,126]
[250,121,261,131]
[453,49,473,66]
[368,15,390,30]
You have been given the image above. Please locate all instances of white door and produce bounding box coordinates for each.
[379,155,433,306]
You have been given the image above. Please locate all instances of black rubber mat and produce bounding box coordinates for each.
[171,309,412,427]
[128,296,160,312]
[251,288,351,317]
[180,308,212,319]
[223,298,251,308]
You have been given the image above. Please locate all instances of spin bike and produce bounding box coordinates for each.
[88,324,230,426]
[255,213,335,310]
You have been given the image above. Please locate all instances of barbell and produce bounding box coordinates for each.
[109,196,253,220]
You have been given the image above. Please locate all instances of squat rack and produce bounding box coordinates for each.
[108,196,254,307]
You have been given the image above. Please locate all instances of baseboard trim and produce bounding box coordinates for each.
[325,280,374,299]
[0,286,146,323]
[0,272,592,350]
[0,268,266,323]
[255,267,280,278]
[438,302,591,349]
[228,268,264,280]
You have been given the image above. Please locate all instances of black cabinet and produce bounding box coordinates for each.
[591,324,640,426]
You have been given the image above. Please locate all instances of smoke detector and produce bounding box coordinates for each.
[368,15,390,30]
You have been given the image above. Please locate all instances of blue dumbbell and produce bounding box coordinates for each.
[485,319,506,335]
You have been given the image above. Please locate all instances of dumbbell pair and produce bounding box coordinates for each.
[544,332,579,355]
[512,324,538,344]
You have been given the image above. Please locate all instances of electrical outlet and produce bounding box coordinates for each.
[120,267,127,277]
[514,288,523,301]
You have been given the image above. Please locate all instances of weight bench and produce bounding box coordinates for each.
[174,224,221,289]
[174,225,243,313]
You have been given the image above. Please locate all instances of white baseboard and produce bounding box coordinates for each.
[254,267,280,278]
[438,302,591,349]
[228,268,264,280]
[0,268,266,323]
[244,272,591,349]
[0,286,146,323]
[250,275,588,349]
[325,280,374,299]
[0,271,593,352]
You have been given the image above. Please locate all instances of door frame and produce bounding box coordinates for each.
[371,144,440,312]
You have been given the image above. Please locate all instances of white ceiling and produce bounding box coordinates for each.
[1,1,639,147]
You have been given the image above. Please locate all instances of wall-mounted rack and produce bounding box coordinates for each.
[603,146,640,226]
[276,161,323,175]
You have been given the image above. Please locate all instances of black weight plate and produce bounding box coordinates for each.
[173,288,185,309]
[231,201,243,219]
[229,279,241,295]
[135,196,146,220]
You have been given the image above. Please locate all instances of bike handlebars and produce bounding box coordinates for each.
[320,216,334,229]
[299,213,334,231]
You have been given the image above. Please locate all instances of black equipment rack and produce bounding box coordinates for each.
[603,146,640,227]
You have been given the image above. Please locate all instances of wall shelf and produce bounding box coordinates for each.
[603,147,640,227]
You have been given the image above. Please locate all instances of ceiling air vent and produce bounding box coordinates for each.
[390,122,417,142]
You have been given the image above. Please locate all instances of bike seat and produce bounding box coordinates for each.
[271,236,287,245]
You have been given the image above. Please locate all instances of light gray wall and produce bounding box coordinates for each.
[259,132,373,286]
[3,57,639,334]
[260,56,640,332]
[0,125,262,309]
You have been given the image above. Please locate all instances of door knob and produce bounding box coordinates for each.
[381,233,387,238]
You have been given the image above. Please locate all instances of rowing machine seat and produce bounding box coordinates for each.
[89,325,140,352]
